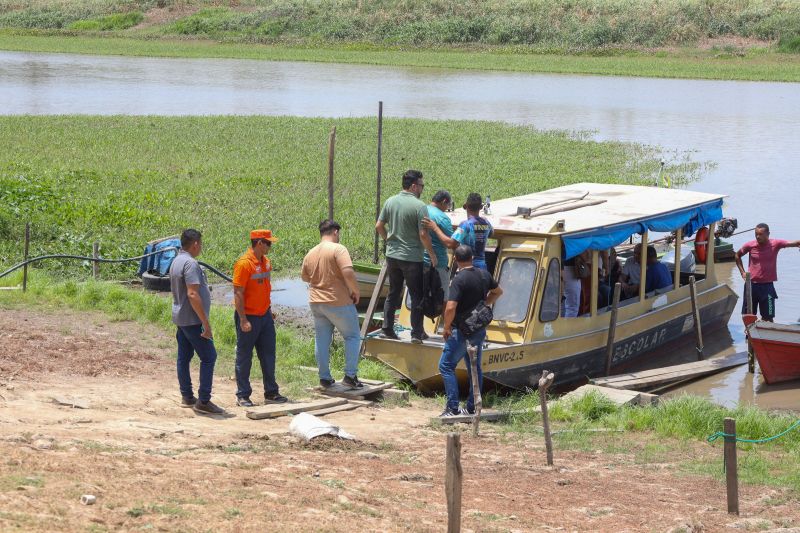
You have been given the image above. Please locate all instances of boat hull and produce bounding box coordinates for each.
[366,283,738,390]
[487,293,735,389]
[744,315,800,384]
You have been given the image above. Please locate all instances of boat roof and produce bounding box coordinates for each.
[446,182,726,237]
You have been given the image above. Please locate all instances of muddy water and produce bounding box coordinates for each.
[2,50,799,408]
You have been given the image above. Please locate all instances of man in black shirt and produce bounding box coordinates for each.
[439,245,503,417]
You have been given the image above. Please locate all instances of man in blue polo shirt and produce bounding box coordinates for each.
[644,245,673,293]
[452,193,493,271]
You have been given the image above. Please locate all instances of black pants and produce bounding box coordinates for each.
[383,257,424,336]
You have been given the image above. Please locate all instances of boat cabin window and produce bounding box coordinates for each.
[539,258,561,322]
[493,257,537,323]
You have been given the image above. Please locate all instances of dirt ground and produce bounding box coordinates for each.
[1,308,798,532]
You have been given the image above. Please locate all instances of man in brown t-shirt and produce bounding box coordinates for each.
[301,220,363,389]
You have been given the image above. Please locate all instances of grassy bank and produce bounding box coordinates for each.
[2,0,799,50]
[2,1,800,81]
[496,389,800,492]
[0,274,394,397]
[0,115,692,278]
[3,32,800,81]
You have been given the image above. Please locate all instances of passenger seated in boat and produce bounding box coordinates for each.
[645,245,674,295]
[620,243,642,299]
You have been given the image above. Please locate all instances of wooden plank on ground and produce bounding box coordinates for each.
[246,398,347,420]
[316,381,395,400]
[379,388,410,402]
[432,409,509,425]
[592,352,748,390]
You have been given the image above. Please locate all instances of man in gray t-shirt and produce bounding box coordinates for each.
[375,170,437,343]
[168,229,223,415]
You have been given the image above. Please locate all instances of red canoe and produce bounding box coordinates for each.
[743,314,800,384]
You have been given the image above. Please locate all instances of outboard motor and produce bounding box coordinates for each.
[716,217,738,238]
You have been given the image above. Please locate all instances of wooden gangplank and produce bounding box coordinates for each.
[246,398,347,420]
[592,352,748,391]
[314,381,395,400]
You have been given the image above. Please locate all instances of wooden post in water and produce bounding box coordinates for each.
[22,222,30,292]
[724,417,739,515]
[445,433,462,533]
[327,126,336,221]
[92,242,100,280]
[604,282,622,376]
[745,272,755,373]
[689,275,704,360]
[467,344,482,437]
[373,101,383,264]
[538,370,555,466]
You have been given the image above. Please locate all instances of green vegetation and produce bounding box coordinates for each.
[2,0,799,49]
[0,274,393,396]
[1,1,800,81]
[4,33,800,82]
[497,390,800,492]
[0,115,688,278]
[779,34,800,53]
[69,11,143,31]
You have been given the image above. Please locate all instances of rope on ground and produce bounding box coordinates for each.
[707,419,800,444]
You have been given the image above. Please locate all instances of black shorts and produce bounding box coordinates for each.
[742,281,777,320]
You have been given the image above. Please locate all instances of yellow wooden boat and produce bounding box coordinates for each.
[362,183,737,390]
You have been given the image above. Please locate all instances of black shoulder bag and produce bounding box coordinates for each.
[460,300,493,336]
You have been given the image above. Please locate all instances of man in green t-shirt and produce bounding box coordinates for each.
[375,170,437,343]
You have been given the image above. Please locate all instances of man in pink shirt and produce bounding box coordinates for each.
[735,223,800,321]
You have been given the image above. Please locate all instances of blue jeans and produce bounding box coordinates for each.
[438,327,486,413]
[310,303,361,380]
[473,259,487,271]
[176,324,218,402]
[235,310,279,399]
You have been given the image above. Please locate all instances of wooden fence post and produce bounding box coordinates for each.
[327,126,336,221]
[445,433,462,533]
[373,101,383,264]
[604,282,621,376]
[724,417,739,515]
[467,344,482,437]
[538,370,555,466]
[745,273,755,373]
[92,242,100,280]
[22,222,30,292]
[689,275,704,360]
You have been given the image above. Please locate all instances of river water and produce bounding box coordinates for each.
[2,50,799,409]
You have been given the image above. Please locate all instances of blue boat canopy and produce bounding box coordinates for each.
[561,198,723,260]
[445,183,727,259]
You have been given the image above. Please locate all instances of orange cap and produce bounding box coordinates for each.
[250,229,279,242]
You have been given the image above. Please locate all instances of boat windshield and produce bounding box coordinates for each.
[493,257,537,323]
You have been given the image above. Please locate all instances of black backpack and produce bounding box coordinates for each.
[422,267,444,320]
